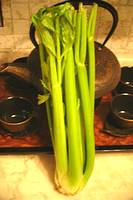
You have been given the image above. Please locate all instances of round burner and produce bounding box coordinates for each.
[103,114,133,137]
[0,118,39,138]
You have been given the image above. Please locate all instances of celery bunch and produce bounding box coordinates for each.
[32,2,97,195]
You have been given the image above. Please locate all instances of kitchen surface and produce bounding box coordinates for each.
[0,0,133,199]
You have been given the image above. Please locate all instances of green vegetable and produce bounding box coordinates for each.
[32,2,97,195]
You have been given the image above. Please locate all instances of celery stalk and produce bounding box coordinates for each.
[80,3,98,189]
[74,4,97,191]
[32,2,97,195]
[63,47,83,190]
